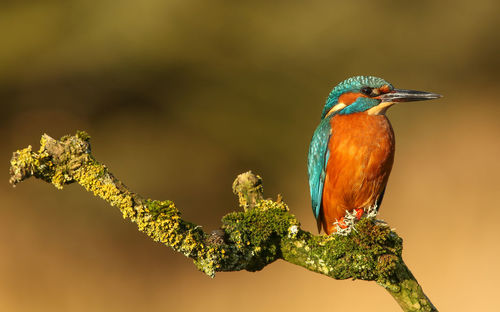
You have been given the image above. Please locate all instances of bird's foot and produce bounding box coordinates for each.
[333,211,358,235]
[337,208,365,227]
[333,206,380,236]
[354,208,364,220]
[337,217,348,229]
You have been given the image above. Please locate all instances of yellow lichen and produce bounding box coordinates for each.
[8,132,435,310]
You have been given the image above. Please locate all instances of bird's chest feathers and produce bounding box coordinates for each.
[327,113,395,180]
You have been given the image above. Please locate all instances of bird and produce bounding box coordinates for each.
[308,76,441,234]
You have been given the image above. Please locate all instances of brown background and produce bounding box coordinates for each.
[1,1,499,311]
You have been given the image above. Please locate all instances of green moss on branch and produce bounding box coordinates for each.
[9,132,437,311]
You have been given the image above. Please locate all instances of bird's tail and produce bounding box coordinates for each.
[316,216,323,234]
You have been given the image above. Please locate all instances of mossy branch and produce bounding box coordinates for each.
[9,132,437,312]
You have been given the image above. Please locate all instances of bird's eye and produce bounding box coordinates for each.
[360,87,373,96]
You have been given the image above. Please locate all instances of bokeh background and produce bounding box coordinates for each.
[1,1,499,311]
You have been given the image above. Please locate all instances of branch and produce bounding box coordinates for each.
[9,132,437,312]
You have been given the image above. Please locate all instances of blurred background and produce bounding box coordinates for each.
[1,1,499,311]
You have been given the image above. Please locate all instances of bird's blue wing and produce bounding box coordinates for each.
[308,116,333,219]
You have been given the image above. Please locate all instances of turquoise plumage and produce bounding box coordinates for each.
[308,114,333,219]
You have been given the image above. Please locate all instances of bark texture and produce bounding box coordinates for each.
[9,132,437,312]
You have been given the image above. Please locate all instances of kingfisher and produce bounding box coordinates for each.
[308,76,441,234]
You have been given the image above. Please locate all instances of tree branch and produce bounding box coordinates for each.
[9,131,437,312]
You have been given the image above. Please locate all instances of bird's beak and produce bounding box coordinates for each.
[378,89,442,103]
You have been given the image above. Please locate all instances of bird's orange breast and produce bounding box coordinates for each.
[320,112,395,234]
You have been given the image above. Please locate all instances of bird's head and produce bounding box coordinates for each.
[321,76,442,119]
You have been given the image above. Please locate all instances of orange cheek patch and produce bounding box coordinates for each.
[379,85,391,93]
[338,92,367,105]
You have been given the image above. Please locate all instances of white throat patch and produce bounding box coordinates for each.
[326,103,346,117]
[366,102,395,115]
